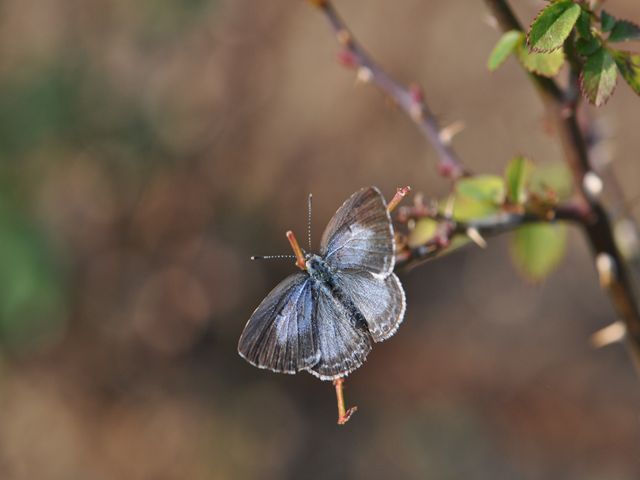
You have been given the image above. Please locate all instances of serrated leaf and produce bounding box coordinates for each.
[601,10,616,33]
[613,50,640,95]
[576,9,593,39]
[408,218,438,248]
[488,30,523,71]
[575,37,601,56]
[580,47,617,106]
[528,1,581,52]
[452,175,505,221]
[608,20,640,42]
[505,156,534,205]
[516,39,565,77]
[510,223,567,281]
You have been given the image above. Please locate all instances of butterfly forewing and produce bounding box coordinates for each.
[320,187,395,276]
[333,270,406,342]
[238,272,319,374]
[307,283,373,380]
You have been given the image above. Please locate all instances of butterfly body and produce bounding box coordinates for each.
[239,187,406,381]
[305,253,369,332]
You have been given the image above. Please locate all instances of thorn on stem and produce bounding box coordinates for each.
[466,227,487,249]
[356,66,373,84]
[439,121,465,145]
[595,252,616,289]
[590,321,626,348]
[583,171,604,199]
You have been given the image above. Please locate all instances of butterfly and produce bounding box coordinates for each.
[238,186,406,380]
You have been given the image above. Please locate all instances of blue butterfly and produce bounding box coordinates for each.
[238,187,406,380]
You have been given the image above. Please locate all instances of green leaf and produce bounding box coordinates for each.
[601,10,616,33]
[488,30,523,71]
[580,47,617,106]
[608,20,640,42]
[613,50,640,95]
[505,156,534,205]
[575,36,601,56]
[456,175,505,203]
[516,39,565,77]
[576,9,593,39]
[453,175,505,221]
[530,163,573,201]
[528,1,581,52]
[510,223,567,281]
[408,218,438,248]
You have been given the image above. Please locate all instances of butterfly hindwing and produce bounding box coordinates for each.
[333,270,406,342]
[307,282,373,380]
[238,273,319,374]
[320,187,395,276]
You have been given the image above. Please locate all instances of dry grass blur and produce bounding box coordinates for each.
[0,0,640,479]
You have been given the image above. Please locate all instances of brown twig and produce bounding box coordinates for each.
[387,186,412,213]
[333,378,357,425]
[308,0,469,180]
[483,0,640,372]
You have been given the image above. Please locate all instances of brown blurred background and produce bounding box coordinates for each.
[0,0,640,479]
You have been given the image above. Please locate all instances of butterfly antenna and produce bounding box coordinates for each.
[251,255,297,261]
[307,193,313,251]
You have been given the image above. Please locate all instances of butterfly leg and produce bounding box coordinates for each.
[333,378,357,425]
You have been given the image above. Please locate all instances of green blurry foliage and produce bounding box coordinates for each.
[0,202,66,352]
[0,60,160,164]
[510,223,568,282]
[410,159,572,281]
[504,156,533,206]
[488,1,640,105]
[452,175,505,221]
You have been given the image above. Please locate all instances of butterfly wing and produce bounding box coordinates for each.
[238,272,319,374]
[332,270,406,343]
[320,187,395,276]
[306,283,373,380]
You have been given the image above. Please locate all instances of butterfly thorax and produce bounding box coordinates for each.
[305,254,334,283]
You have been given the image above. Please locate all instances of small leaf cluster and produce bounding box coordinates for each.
[409,158,572,281]
[487,0,640,106]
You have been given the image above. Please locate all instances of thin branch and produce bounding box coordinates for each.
[396,202,588,269]
[308,0,469,180]
[483,0,640,372]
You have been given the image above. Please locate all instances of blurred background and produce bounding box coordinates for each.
[1,0,640,478]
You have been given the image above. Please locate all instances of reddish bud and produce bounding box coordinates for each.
[437,162,455,178]
[337,49,358,69]
[409,83,424,103]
